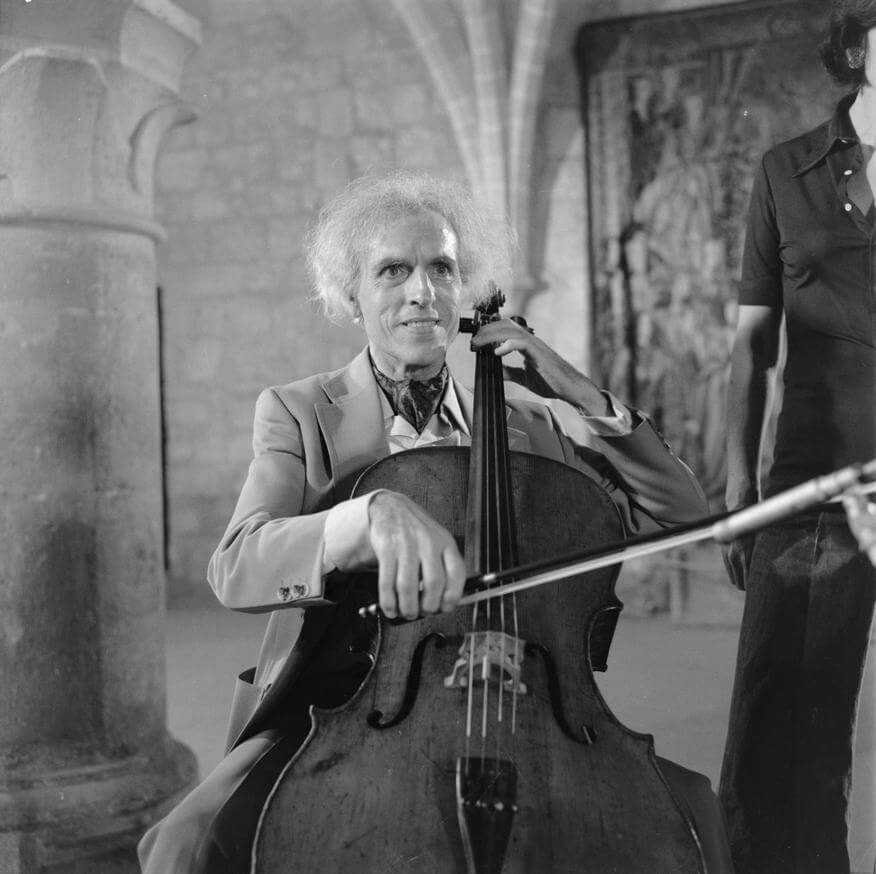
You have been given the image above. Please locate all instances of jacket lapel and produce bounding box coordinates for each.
[315,348,389,499]
[454,380,474,429]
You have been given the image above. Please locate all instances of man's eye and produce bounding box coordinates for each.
[432,261,455,278]
[383,263,407,279]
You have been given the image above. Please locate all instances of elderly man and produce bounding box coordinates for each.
[139,171,730,873]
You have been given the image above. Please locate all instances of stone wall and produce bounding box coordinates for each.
[155,0,587,599]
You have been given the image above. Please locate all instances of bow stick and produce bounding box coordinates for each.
[360,459,876,618]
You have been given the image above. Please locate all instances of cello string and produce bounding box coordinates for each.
[465,323,493,768]
[479,343,495,759]
[497,601,508,760]
[511,595,519,734]
[464,602,479,766]
[494,342,518,752]
[483,346,498,759]
[490,348,506,739]
[491,344,510,762]
[479,341,500,757]
[481,644,490,759]
[498,599,506,725]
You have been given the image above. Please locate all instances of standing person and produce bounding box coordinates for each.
[719,4,876,872]
[139,169,731,873]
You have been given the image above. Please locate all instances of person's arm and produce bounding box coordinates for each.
[207,387,465,618]
[724,305,782,512]
[573,412,708,530]
[207,387,347,613]
[471,319,709,531]
[721,304,781,590]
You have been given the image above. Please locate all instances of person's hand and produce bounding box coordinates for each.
[470,317,612,415]
[367,491,466,620]
[721,534,755,591]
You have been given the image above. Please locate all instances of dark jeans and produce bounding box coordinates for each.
[719,510,876,874]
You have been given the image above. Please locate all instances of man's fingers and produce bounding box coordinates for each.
[394,548,421,619]
[377,550,399,618]
[418,542,446,614]
[721,541,748,591]
[470,317,532,346]
[492,338,526,356]
[442,546,467,611]
[368,491,467,618]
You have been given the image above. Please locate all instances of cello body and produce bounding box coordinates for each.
[252,447,706,873]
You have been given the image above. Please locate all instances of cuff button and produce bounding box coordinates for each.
[277,586,291,601]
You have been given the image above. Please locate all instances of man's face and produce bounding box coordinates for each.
[355,209,463,380]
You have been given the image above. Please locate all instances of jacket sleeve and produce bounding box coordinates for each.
[554,408,709,535]
[207,388,337,612]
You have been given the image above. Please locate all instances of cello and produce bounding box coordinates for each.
[252,290,707,873]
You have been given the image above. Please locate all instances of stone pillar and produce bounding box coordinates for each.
[0,2,201,871]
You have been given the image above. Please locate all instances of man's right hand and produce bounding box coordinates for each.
[367,491,466,620]
[721,534,756,591]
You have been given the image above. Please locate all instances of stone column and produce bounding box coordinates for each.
[0,2,201,871]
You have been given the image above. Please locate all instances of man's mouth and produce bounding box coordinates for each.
[401,318,439,328]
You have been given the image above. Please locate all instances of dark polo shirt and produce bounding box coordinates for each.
[741,93,876,497]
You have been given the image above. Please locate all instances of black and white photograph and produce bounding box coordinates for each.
[0,1,873,872]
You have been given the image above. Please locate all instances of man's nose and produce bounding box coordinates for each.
[408,269,436,305]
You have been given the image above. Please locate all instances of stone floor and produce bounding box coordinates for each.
[164,599,876,872]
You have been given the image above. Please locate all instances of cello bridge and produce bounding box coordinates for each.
[443,631,527,694]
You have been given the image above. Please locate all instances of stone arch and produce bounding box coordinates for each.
[391,0,558,313]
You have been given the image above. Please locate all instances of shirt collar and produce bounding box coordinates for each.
[794,92,860,177]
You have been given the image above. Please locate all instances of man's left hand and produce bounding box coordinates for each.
[470,317,612,416]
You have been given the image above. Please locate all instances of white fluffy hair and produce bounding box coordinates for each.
[305,170,517,322]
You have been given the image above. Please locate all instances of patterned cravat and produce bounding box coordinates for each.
[373,362,449,434]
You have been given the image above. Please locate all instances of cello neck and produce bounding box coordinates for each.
[463,290,519,577]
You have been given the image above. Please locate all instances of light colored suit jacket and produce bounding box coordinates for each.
[208,348,708,749]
